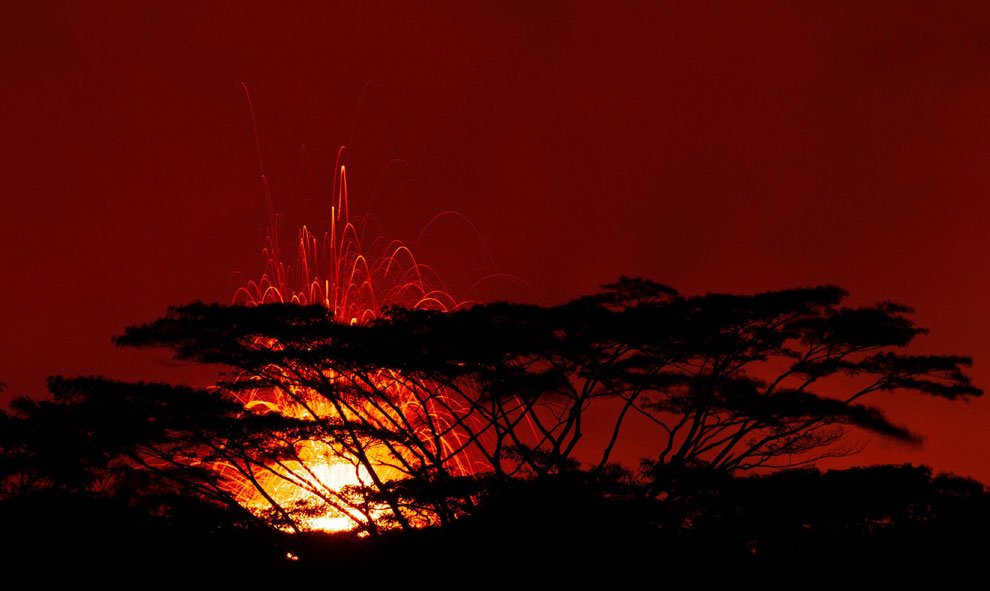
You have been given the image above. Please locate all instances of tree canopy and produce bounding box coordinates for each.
[0,277,981,536]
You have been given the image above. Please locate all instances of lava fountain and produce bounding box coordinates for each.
[222,112,475,532]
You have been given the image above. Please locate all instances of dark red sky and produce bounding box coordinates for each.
[3,2,989,480]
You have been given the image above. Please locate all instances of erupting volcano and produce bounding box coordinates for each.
[217,96,476,532]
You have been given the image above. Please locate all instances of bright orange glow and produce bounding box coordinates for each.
[225,140,473,533]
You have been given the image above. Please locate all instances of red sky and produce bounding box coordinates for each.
[2,2,989,481]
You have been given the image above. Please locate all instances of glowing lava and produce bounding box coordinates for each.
[225,140,471,533]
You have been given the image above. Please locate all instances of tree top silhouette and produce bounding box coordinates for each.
[116,276,980,475]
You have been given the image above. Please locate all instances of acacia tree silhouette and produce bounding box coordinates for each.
[573,279,983,474]
[0,277,981,536]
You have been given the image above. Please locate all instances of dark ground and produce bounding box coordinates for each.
[4,465,987,584]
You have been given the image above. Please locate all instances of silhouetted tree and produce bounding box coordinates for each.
[111,279,978,506]
[580,280,981,474]
[3,277,980,537]
[0,378,305,572]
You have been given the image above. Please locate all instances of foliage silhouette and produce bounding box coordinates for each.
[116,277,981,481]
[0,277,985,578]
